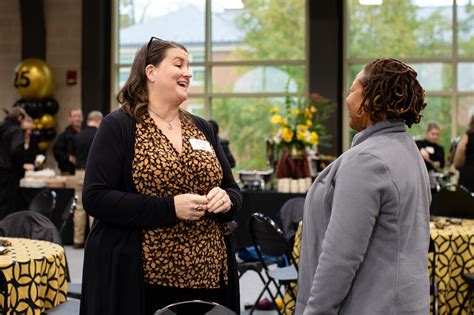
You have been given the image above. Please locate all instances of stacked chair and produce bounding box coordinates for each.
[248,212,298,315]
[28,188,57,219]
[45,194,81,314]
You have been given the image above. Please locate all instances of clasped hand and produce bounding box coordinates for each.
[174,187,231,221]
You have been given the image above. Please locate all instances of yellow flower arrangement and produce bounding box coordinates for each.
[269,92,332,151]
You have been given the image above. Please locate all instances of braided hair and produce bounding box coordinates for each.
[359,58,427,127]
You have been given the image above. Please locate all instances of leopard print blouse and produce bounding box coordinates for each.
[133,112,228,289]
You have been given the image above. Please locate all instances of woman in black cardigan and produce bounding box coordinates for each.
[80,37,242,315]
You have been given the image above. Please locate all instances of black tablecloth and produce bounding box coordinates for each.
[17,188,75,245]
[16,188,304,247]
[234,190,306,249]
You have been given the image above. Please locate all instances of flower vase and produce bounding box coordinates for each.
[276,145,311,179]
[289,144,305,159]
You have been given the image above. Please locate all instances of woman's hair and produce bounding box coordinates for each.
[358,58,427,127]
[467,115,474,135]
[426,122,440,133]
[208,119,219,134]
[117,37,187,121]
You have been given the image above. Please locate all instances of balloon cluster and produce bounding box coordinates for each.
[12,59,57,151]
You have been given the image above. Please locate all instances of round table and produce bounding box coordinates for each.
[0,237,67,314]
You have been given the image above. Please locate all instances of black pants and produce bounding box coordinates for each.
[144,283,227,315]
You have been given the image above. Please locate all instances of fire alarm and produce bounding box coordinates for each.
[67,70,77,86]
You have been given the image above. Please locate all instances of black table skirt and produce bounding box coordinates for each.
[234,190,306,249]
[17,187,75,245]
[16,188,305,247]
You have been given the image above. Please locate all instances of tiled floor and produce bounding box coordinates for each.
[65,246,279,314]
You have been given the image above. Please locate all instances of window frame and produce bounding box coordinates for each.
[111,0,309,119]
[343,0,474,150]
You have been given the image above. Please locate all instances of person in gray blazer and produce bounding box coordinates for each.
[296,58,431,315]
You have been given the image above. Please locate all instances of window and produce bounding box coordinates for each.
[113,0,307,171]
[345,0,474,152]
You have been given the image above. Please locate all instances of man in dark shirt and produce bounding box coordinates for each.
[53,108,82,175]
[208,120,236,168]
[0,107,30,218]
[72,110,102,248]
[73,111,102,169]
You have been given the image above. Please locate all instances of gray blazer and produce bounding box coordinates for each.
[296,120,431,315]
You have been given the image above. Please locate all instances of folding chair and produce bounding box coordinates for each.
[29,189,57,219]
[248,212,298,315]
[56,195,82,298]
[58,195,77,236]
[154,300,236,315]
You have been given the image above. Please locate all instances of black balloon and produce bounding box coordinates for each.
[13,99,27,110]
[25,100,38,118]
[36,100,46,117]
[32,129,42,138]
[42,128,57,141]
[44,98,59,115]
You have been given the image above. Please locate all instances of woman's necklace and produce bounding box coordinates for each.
[148,108,179,130]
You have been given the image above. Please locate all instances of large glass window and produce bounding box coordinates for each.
[346,0,474,152]
[114,0,307,171]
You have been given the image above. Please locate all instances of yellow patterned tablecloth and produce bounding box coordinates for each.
[430,217,474,315]
[0,237,67,315]
[282,221,302,314]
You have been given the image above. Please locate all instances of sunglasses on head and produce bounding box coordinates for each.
[145,36,161,65]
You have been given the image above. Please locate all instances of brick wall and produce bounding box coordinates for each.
[0,0,21,120]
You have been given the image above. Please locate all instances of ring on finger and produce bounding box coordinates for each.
[220,198,225,205]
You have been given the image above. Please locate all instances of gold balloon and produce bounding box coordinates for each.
[14,59,54,100]
[40,114,55,129]
[35,123,44,130]
[38,141,49,151]
[33,118,40,125]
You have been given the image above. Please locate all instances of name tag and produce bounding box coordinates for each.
[189,139,212,152]
[426,146,434,154]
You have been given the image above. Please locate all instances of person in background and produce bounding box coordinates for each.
[454,115,474,193]
[0,107,31,218]
[209,119,236,168]
[416,122,445,172]
[80,37,241,314]
[21,116,41,169]
[53,108,83,175]
[296,58,431,314]
[71,110,103,248]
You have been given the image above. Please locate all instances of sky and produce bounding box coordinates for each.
[125,0,244,22]
[124,0,472,24]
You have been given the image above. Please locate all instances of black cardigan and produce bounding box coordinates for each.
[80,110,242,315]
